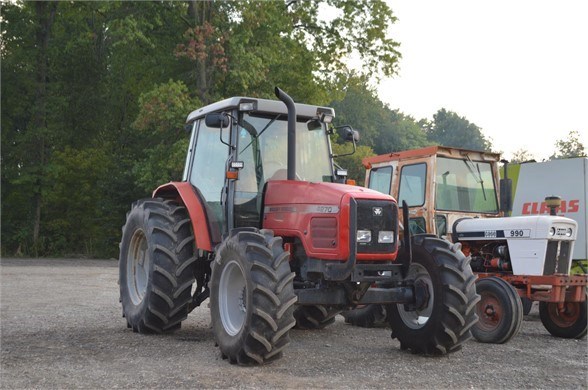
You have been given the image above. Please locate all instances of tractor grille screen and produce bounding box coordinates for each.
[310,217,337,249]
[356,199,397,253]
[544,241,572,275]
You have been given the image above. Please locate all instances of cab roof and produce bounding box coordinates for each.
[362,146,501,168]
[186,96,335,124]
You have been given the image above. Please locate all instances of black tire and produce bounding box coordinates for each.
[119,198,195,333]
[210,229,297,365]
[341,304,388,328]
[294,305,342,330]
[521,297,533,316]
[472,277,523,344]
[539,293,587,339]
[387,236,479,355]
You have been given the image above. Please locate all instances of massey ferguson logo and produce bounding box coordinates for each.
[373,207,383,216]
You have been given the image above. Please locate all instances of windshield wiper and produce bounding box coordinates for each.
[463,155,487,201]
[239,115,280,153]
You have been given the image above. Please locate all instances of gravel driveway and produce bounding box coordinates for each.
[1,258,586,389]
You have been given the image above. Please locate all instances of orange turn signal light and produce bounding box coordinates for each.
[226,171,239,180]
[346,179,356,186]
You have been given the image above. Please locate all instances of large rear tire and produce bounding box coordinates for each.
[294,305,342,330]
[387,236,479,355]
[210,229,297,365]
[472,277,523,343]
[539,293,587,339]
[341,304,388,328]
[119,198,195,333]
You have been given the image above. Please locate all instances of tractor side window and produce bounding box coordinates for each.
[408,217,426,234]
[398,163,426,207]
[189,119,229,224]
[368,166,392,194]
[435,214,447,237]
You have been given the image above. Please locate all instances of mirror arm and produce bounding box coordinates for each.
[218,113,236,150]
[332,137,357,158]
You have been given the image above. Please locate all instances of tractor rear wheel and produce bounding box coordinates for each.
[472,277,523,343]
[119,198,195,333]
[294,305,342,330]
[387,236,479,355]
[210,229,297,365]
[341,304,388,328]
[539,293,587,339]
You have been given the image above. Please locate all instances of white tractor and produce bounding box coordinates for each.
[354,146,587,342]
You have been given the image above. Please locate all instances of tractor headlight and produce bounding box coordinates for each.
[549,227,556,236]
[357,230,371,243]
[378,231,394,244]
[566,228,573,237]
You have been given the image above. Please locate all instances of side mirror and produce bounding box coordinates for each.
[343,127,360,142]
[332,125,360,158]
[345,129,359,142]
[205,113,229,128]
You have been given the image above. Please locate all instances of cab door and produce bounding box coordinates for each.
[395,159,434,235]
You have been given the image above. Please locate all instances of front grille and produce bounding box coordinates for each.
[356,199,397,253]
[544,241,572,274]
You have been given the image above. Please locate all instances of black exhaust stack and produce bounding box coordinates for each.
[275,87,296,181]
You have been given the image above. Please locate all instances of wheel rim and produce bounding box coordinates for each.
[397,263,434,329]
[546,302,580,328]
[127,229,149,305]
[219,260,247,336]
[476,292,503,332]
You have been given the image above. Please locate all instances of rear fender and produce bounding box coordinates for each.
[153,182,218,252]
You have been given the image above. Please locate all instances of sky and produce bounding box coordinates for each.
[377,1,588,161]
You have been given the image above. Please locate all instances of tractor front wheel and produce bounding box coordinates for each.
[472,277,523,343]
[387,236,479,355]
[210,229,297,365]
[539,293,587,339]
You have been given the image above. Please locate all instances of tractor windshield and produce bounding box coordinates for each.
[233,113,333,227]
[435,157,498,213]
[237,113,332,183]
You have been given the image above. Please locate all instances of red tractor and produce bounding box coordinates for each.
[119,88,479,365]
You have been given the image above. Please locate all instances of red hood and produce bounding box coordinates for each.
[264,180,396,206]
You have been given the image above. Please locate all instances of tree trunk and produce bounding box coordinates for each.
[32,2,57,255]
[187,0,210,104]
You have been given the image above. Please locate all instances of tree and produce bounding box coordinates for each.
[330,77,431,154]
[175,0,401,104]
[423,108,492,151]
[132,80,201,193]
[1,0,404,258]
[510,148,536,163]
[332,143,375,187]
[550,131,586,159]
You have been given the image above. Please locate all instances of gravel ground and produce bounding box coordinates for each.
[1,258,587,389]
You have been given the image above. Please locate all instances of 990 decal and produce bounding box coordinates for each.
[508,229,530,238]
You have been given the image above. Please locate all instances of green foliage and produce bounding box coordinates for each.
[423,108,493,151]
[332,143,375,187]
[1,0,403,258]
[550,131,586,159]
[131,80,200,193]
[330,77,431,155]
[510,148,536,163]
[42,147,114,255]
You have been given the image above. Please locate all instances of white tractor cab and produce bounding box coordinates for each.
[361,146,587,342]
